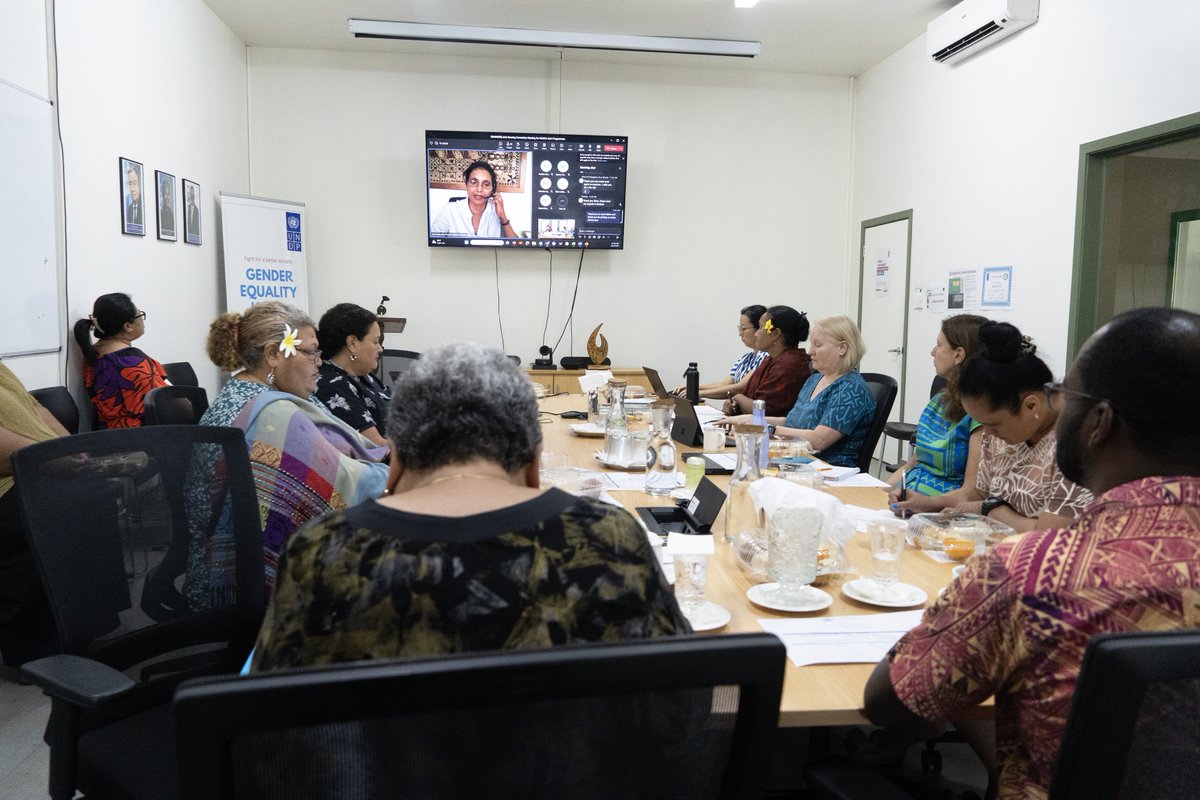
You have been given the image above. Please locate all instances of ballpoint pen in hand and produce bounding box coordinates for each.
[897,469,912,518]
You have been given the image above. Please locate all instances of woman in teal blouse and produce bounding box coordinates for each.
[888,314,987,496]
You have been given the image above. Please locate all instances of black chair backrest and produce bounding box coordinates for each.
[377,349,420,390]
[175,632,786,800]
[144,385,209,425]
[163,361,200,387]
[1049,629,1200,800]
[13,425,265,685]
[30,385,80,434]
[857,373,898,474]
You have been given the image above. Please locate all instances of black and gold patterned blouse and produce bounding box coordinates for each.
[251,488,690,670]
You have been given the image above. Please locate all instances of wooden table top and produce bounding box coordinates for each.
[537,394,983,727]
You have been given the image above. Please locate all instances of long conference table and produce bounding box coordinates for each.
[537,393,986,728]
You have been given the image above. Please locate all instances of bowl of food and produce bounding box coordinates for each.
[907,513,1014,560]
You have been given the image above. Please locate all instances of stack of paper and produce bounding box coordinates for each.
[757,609,925,667]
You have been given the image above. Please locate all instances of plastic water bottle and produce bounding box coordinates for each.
[751,399,769,469]
[684,362,700,405]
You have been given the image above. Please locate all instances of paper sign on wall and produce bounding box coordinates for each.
[875,248,892,297]
[982,266,1014,307]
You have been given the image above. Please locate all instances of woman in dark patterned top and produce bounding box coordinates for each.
[251,342,688,671]
[314,303,390,446]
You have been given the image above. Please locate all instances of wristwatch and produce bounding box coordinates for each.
[980,496,1009,517]
[767,424,777,437]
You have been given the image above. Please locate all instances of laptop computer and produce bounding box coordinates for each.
[641,365,672,398]
[636,476,726,536]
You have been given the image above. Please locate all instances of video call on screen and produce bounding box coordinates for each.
[426,130,628,250]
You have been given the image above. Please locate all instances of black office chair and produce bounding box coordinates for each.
[144,385,210,425]
[857,373,899,476]
[15,426,266,800]
[805,629,1200,800]
[29,385,81,434]
[377,348,420,390]
[175,632,787,800]
[881,375,948,474]
[162,361,200,387]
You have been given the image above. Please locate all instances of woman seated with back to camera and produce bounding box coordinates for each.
[250,342,688,671]
[728,315,876,468]
[186,301,388,596]
[723,305,811,416]
[72,292,169,428]
[672,304,768,400]
[314,303,390,447]
[890,321,1092,532]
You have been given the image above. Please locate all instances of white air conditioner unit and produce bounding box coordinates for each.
[927,0,1039,65]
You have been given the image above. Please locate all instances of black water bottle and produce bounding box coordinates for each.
[684,362,700,405]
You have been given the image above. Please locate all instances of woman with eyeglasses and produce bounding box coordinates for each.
[723,305,812,415]
[891,320,1092,532]
[189,301,388,591]
[72,292,169,428]
[429,160,519,239]
[672,304,769,400]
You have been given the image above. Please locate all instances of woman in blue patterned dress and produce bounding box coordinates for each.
[886,314,987,497]
[722,315,875,468]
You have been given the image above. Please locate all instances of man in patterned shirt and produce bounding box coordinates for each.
[864,306,1200,800]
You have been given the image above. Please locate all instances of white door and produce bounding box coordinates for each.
[857,212,911,441]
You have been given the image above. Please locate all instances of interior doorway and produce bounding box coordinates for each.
[857,209,912,428]
[1069,111,1200,359]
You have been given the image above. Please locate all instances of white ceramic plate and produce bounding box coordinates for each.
[569,422,606,437]
[684,601,732,632]
[746,583,833,613]
[842,579,928,608]
[594,452,646,471]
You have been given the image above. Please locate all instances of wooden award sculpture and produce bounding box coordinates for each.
[586,323,609,369]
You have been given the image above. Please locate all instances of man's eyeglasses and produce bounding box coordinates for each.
[133,311,147,321]
[1042,381,1106,412]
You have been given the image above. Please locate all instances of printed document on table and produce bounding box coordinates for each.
[758,609,925,667]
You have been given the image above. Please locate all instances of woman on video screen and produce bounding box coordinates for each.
[430,160,518,238]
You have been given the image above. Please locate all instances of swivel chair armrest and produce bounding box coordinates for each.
[20,654,136,708]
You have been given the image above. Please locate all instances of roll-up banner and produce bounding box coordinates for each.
[219,192,309,313]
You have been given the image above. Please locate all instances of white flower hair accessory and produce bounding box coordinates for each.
[279,324,299,358]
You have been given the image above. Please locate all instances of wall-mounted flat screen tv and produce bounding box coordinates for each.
[425,130,628,250]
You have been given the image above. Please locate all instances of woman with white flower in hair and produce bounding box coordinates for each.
[183,301,388,601]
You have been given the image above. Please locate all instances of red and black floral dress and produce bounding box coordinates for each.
[84,347,169,428]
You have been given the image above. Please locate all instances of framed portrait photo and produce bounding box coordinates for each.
[183,179,202,245]
[155,170,177,242]
[119,157,145,236]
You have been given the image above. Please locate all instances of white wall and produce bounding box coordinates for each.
[246,48,853,386]
[852,0,1200,422]
[32,0,250,401]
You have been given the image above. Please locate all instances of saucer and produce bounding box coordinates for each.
[746,583,832,613]
[842,579,928,608]
[683,601,732,632]
[594,451,646,471]
[569,422,606,438]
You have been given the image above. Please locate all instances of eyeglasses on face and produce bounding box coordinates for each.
[1042,381,1106,412]
[737,325,755,333]
[294,346,322,361]
[133,311,147,321]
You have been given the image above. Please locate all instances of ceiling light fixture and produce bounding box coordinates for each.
[348,19,761,58]
[734,0,761,7]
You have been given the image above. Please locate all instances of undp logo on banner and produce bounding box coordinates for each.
[286,212,302,252]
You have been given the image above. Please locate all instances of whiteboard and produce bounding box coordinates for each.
[0,81,60,356]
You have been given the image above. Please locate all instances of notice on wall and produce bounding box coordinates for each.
[219,192,309,314]
[874,248,892,297]
[947,269,981,310]
[926,284,948,313]
[982,266,1014,308]
[910,282,927,311]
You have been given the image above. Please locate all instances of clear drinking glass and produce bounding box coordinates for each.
[673,553,709,614]
[868,517,908,592]
[766,506,821,605]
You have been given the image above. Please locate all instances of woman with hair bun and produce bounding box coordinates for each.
[314,303,390,447]
[185,301,388,594]
[724,305,812,415]
[891,320,1092,532]
[72,293,168,428]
